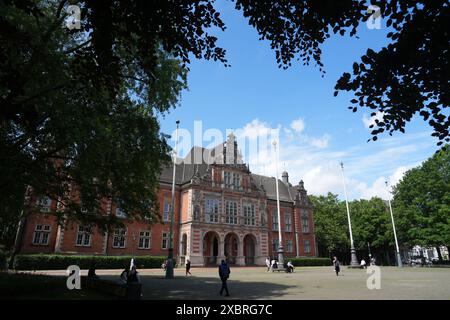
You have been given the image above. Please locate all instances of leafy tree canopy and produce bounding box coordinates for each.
[393,146,450,248]
[1,0,448,234]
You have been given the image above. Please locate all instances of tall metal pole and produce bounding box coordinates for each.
[386,181,403,268]
[340,162,359,267]
[273,140,284,266]
[166,120,180,279]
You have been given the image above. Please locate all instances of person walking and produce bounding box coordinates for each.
[219,260,231,297]
[186,259,192,276]
[333,256,341,277]
[265,257,271,272]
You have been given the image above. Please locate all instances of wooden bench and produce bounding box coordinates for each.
[83,277,142,300]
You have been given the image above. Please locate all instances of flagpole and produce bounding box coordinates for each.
[166,120,180,279]
[273,140,284,267]
[386,181,403,268]
[340,162,359,268]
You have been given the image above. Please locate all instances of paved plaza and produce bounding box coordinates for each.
[36,266,450,300]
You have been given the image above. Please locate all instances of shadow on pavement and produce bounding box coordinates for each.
[136,275,297,300]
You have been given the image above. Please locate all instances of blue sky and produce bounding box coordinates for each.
[158,1,438,200]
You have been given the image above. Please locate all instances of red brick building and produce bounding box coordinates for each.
[19,135,316,266]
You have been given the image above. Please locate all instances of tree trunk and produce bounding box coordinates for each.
[8,214,26,269]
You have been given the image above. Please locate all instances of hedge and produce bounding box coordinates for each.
[288,258,332,267]
[13,254,167,271]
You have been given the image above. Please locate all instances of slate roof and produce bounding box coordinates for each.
[158,145,308,204]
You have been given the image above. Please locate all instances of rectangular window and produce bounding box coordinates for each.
[225,200,238,225]
[286,240,293,253]
[272,239,279,253]
[139,231,151,249]
[302,214,310,234]
[76,225,92,247]
[113,228,127,248]
[224,172,232,188]
[32,224,51,245]
[162,232,169,249]
[304,240,311,254]
[163,199,172,222]
[36,197,52,213]
[233,173,241,188]
[272,211,279,231]
[244,203,256,226]
[193,205,201,221]
[285,213,292,232]
[205,198,219,223]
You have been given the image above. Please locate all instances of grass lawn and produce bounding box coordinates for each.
[0,272,110,300]
[2,266,450,300]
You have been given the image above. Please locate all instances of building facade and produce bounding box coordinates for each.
[19,135,317,266]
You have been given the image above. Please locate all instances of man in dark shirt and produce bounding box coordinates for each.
[219,260,231,297]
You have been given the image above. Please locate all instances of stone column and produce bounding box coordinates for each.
[218,236,226,266]
[236,235,245,266]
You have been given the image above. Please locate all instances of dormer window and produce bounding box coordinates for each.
[224,172,232,188]
[233,173,241,189]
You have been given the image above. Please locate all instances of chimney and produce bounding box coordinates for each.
[282,171,289,184]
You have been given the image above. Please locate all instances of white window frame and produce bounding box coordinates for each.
[225,200,238,225]
[32,224,51,245]
[272,211,279,231]
[138,231,151,249]
[76,225,92,247]
[302,213,310,234]
[162,232,169,250]
[224,172,232,188]
[205,198,219,223]
[112,228,127,248]
[244,203,256,226]
[285,212,292,232]
[163,199,172,223]
[304,240,311,254]
[286,240,293,253]
[232,173,241,188]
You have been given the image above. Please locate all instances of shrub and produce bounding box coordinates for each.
[288,257,332,267]
[13,254,166,271]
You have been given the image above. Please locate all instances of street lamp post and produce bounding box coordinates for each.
[340,162,359,268]
[166,120,180,279]
[273,140,284,267]
[386,181,403,268]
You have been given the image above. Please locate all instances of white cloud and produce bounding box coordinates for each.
[307,134,331,149]
[362,111,385,129]
[290,118,305,133]
[235,119,432,200]
[236,118,277,140]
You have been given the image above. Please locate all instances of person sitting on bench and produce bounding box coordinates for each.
[287,261,295,273]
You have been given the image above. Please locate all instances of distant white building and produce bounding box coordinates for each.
[407,246,449,261]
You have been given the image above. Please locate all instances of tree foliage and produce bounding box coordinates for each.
[393,147,450,248]
[1,0,449,241]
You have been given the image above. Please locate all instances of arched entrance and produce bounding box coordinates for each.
[244,234,257,266]
[224,233,239,265]
[203,231,219,266]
